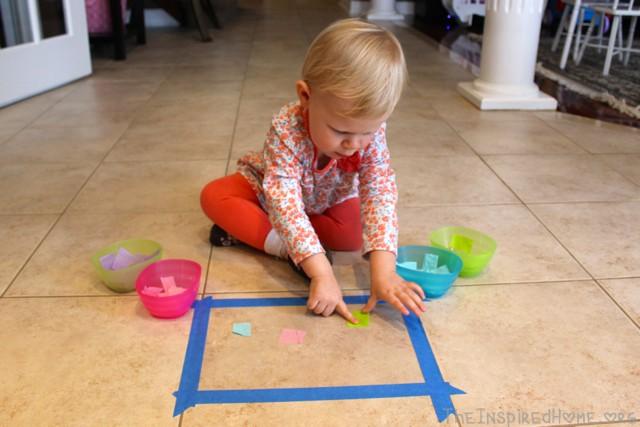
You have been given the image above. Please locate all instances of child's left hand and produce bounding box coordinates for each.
[362,251,426,317]
[363,271,426,317]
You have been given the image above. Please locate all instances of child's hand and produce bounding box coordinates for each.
[301,253,358,323]
[308,274,357,323]
[363,271,426,317]
[362,250,426,317]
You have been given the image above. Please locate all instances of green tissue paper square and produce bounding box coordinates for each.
[450,234,473,254]
[347,310,370,328]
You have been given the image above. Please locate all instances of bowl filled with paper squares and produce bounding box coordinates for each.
[135,259,201,319]
[396,245,463,298]
[429,226,497,278]
[91,239,163,293]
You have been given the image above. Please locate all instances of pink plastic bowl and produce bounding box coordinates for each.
[135,259,201,319]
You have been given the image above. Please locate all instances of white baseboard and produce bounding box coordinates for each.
[145,8,179,28]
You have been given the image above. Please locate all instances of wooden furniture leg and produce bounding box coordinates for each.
[192,0,213,42]
[109,0,126,59]
[131,0,146,45]
[203,0,222,29]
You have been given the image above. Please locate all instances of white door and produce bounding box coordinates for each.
[0,0,91,107]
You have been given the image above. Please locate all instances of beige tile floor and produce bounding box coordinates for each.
[1,1,639,426]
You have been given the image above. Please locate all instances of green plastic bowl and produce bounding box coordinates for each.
[91,239,163,293]
[429,226,497,278]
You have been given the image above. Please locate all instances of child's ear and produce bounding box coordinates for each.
[296,80,311,108]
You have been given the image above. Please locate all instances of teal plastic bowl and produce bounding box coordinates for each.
[396,245,462,298]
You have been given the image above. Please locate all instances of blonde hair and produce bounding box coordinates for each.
[302,18,407,118]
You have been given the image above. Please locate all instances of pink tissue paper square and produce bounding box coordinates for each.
[279,328,305,345]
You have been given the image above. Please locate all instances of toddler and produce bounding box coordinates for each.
[200,18,426,323]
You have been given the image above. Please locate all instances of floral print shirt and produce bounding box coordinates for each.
[237,101,398,264]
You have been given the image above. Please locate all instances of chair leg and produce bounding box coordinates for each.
[552,6,570,52]
[577,15,595,64]
[573,7,586,61]
[110,0,126,60]
[203,0,222,29]
[603,15,620,76]
[616,18,624,62]
[624,16,638,66]
[597,12,605,53]
[132,0,146,45]
[192,0,213,42]
[560,1,581,69]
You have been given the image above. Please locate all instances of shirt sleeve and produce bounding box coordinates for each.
[358,123,399,256]
[262,125,324,264]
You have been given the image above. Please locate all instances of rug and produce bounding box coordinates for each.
[536,36,640,118]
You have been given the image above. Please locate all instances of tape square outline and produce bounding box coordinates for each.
[173,295,464,422]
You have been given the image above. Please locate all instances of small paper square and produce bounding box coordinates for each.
[111,247,141,270]
[162,286,186,297]
[160,276,177,292]
[141,286,162,296]
[232,322,252,337]
[449,235,473,254]
[347,310,369,328]
[398,261,417,270]
[434,265,450,274]
[422,253,439,272]
[100,253,115,270]
[279,328,305,344]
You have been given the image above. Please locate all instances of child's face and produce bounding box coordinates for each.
[296,81,387,161]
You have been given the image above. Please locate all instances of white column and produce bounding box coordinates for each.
[367,0,404,21]
[457,0,557,110]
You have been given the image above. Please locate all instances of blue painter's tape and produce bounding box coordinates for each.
[403,312,465,422]
[210,296,307,308]
[173,297,213,416]
[173,295,464,423]
[194,382,461,404]
[210,294,370,309]
[343,295,370,305]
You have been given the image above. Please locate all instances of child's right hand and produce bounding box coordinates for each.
[301,253,358,324]
[308,274,357,323]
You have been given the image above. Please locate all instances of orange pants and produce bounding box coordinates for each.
[200,173,363,252]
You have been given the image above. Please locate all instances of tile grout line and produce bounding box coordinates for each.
[0,82,77,147]
[452,278,598,287]
[546,419,640,427]
[221,24,258,177]
[444,120,640,333]
[0,158,231,166]
[403,22,639,131]
[1,294,140,300]
[201,10,259,298]
[595,278,640,331]
[541,118,640,158]
[408,199,640,206]
[3,276,638,301]
[524,200,640,206]
[202,4,349,300]
[0,126,26,147]
[527,113,591,154]
[0,72,170,298]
